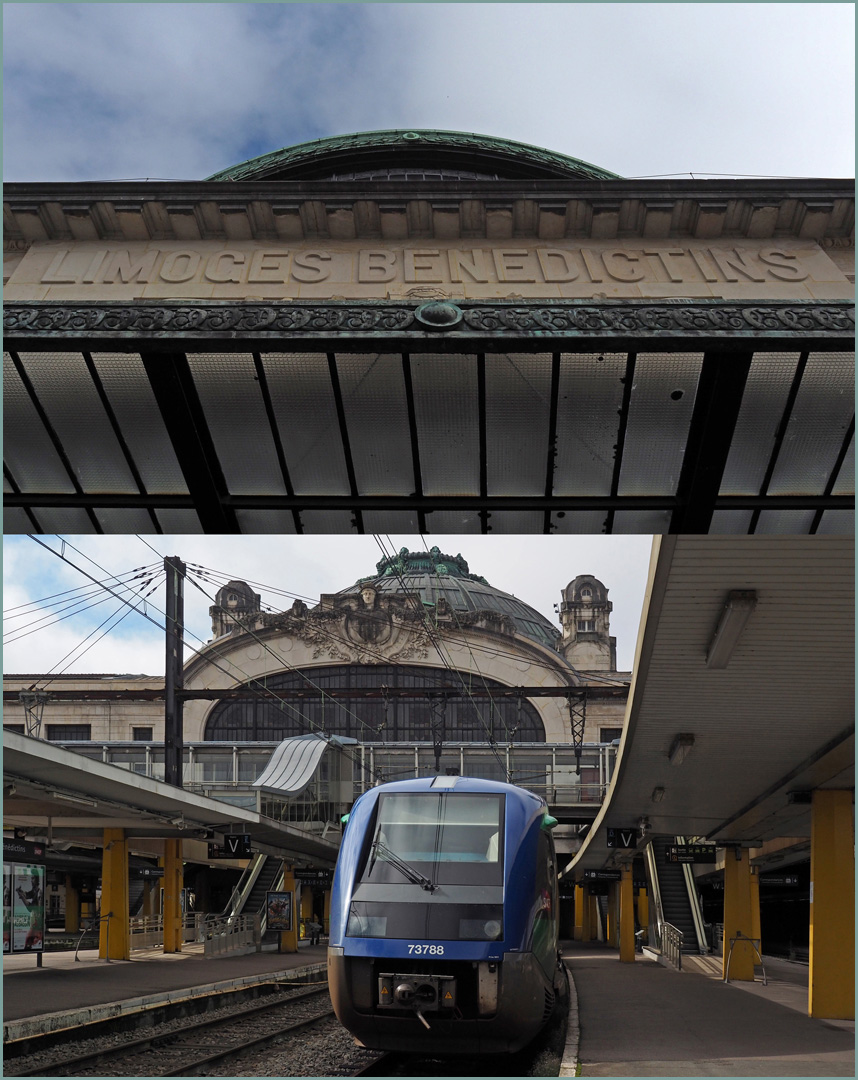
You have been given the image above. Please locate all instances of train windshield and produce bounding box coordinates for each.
[361,792,504,887]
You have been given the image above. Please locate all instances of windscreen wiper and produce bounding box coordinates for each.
[371,839,436,891]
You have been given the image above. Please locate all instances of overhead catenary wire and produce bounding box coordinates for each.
[133,537,390,780]
[371,535,511,779]
[3,566,161,645]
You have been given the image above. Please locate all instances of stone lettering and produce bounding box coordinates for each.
[450,249,491,282]
[602,250,644,282]
[688,248,719,282]
[102,249,159,284]
[757,248,809,281]
[404,249,443,283]
[491,249,535,283]
[291,250,332,282]
[643,249,687,283]
[82,250,109,284]
[248,250,289,283]
[41,249,79,283]
[24,240,830,297]
[580,249,604,283]
[536,249,580,282]
[358,249,396,282]
[707,248,766,283]
[204,251,246,283]
[160,251,201,283]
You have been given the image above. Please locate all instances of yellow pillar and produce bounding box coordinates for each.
[580,885,593,941]
[722,846,755,980]
[587,892,599,941]
[573,885,585,941]
[301,884,313,938]
[619,865,635,963]
[606,883,617,947]
[162,839,183,953]
[809,790,854,1019]
[323,889,331,935]
[279,866,299,953]
[749,867,761,947]
[637,887,649,944]
[64,875,80,933]
[99,829,129,960]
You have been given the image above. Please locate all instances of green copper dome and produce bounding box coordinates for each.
[206,129,622,182]
[339,546,561,651]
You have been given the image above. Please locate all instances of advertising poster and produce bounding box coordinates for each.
[12,863,45,952]
[3,864,11,953]
[266,890,293,932]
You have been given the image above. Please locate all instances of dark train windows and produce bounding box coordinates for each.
[361,792,505,887]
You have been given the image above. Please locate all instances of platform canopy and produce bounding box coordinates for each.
[4,130,853,535]
[567,535,854,877]
[2,730,341,864]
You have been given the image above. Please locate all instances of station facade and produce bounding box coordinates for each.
[3,548,629,748]
[3,548,629,953]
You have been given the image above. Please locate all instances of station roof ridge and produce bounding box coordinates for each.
[205,128,624,182]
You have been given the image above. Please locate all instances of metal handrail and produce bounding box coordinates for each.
[724,931,767,985]
[75,912,112,962]
[203,912,260,957]
[662,922,684,970]
[643,841,665,950]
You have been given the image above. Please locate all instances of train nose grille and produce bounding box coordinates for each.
[542,987,556,1023]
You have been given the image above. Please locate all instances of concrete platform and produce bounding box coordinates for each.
[6,938,854,1078]
[560,940,855,1077]
[3,941,328,1042]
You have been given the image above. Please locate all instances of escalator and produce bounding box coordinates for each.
[239,855,285,939]
[647,837,707,954]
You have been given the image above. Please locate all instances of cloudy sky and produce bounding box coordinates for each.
[2,534,653,678]
[3,3,854,183]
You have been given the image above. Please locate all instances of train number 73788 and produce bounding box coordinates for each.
[407,944,445,955]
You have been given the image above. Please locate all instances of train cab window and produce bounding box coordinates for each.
[361,792,504,887]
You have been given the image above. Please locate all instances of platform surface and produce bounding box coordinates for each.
[3,940,327,1039]
[5,938,855,1079]
[561,940,854,1078]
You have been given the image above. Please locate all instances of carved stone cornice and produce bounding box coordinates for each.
[3,298,854,351]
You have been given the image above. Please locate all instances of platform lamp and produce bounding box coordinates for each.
[705,590,757,669]
[668,733,695,766]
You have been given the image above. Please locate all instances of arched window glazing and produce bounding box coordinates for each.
[204,665,546,742]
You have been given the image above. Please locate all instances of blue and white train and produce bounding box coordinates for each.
[327,775,566,1054]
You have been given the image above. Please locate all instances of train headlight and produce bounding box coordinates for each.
[483,919,502,939]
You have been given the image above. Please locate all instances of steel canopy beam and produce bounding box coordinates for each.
[669,347,754,533]
[139,351,239,532]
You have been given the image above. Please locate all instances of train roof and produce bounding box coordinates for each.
[360,774,547,806]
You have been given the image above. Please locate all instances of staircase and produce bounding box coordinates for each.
[652,837,699,953]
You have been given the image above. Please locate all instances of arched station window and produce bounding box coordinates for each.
[204,665,546,743]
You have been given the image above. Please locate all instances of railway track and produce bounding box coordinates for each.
[5,984,334,1077]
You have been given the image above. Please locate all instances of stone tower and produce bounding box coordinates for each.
[558,574,616,671]
[209,580,262,638]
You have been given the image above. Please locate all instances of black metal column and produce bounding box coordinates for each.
[164,555,186,788]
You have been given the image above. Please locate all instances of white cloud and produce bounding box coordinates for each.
[3,3,853,182]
